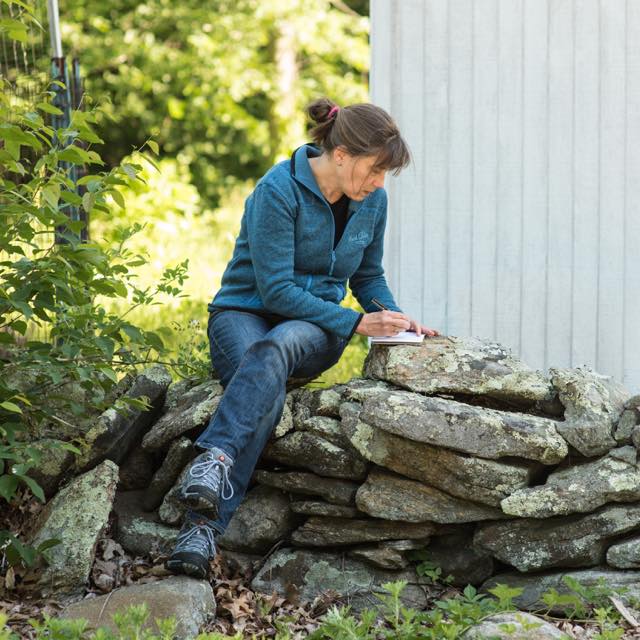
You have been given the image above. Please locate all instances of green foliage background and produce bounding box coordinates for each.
[68,0,372,385]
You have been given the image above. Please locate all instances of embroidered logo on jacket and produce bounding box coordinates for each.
[348,231,369,245]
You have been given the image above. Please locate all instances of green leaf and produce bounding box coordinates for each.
[0,401,22,414]
[16,474,45,502]
[98,366,118,384]
[0,474,19,501]
[36,102,64,116]
[146,139,159,154]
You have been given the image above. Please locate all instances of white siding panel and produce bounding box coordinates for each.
[372,0,640,391]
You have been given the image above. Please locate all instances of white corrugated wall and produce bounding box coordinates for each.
[371,0,640,391]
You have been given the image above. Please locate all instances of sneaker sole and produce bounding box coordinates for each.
[178,491,220,519]
[165,558,208,579]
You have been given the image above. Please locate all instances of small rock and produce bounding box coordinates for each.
[273,395,295,439]
[356,468,506,524]
[606,535,640,568]
[253,470,359,506]
[293,386,344,422]
[218,485,297,554]
[291,517,435,546]
[462,612,569,639]
[113,491,178,556]
[158,466,189,526]
[61,576,215,639]
[501,446,640,517]
[142,379,223,452]
[295,415,350,448]
[551,367,630,456]
[142,437,195,512]
[262,431,368,480]
[348,544,409,570]
[290,501,361,518]
[30,460,119,596]
[474,503,640,572]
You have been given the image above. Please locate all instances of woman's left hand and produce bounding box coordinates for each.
[407,317,440,337]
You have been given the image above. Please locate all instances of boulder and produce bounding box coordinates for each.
[606,535,640,568]
[482,568,640,612]
[30,460,119,596]
[293,385,345,421]
[294,415,350,449]
[251,548,429,612]
[462,612,568,639]
[262,431,368,481]
[351,389,567,464]
[550,367,630,456]
[75,365,172,471]
[113,491,178,557]
[501,446,640,517]
[141,379,223,452]
[340,402,533,507]
[290,517,435,547]
[218,485,298,554]
[61,576,215,639]
[474,503,640,572]
[27,438,75,498]
[253,470,359,506]
[363,336,555,409]
[142,437,195,512]
[356,468,506,524]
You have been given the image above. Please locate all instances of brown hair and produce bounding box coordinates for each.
[306,97,411,176]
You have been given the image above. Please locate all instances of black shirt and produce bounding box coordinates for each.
[330,193,350,248]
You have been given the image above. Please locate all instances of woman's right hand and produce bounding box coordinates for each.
[355,311,412,337]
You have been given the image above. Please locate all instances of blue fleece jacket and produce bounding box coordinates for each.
[209,144,402,339]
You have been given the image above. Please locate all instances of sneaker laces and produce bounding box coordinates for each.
[175,521,216,558]
[189,451,235,500]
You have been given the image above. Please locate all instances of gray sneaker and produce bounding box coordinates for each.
[177,447,234,519]
[165,519,217,579]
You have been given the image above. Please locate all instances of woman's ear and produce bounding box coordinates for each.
[333,146,348,167]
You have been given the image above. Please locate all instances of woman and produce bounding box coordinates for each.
[166,98,439,579]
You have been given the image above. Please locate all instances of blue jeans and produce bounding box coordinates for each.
[189,310,348,535]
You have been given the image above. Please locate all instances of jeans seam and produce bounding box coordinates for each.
[211,332,237,371]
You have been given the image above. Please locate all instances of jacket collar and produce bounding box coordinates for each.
[291,144,365,214]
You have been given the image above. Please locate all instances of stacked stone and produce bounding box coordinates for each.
[27,337,640,615]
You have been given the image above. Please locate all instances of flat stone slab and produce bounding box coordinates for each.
[218,485,297,554]
[482,568,640,613]
[606,535,640,568]
[30,460,119,596]
[363,336,555,409]
[356,468,506,524]
[253,470,359,506]
[462,612,569,639]
[501,446,640,517]
[263,431,368,480]
[352,388,567,464]
[142,379,223,452]
[62,576,215,639]
[551,367,630,456]
[290,501,361,518]
[474,503,640,572]
[347,544,409,570]
[75,365,172,471]
[340,402,533,507]
[293,386,344,422]
[291,517,435,546]
[251,548,429,612]
[294,415,350,449]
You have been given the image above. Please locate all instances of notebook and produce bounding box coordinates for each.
[371,331,426,345]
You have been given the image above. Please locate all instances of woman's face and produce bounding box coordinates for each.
[335,150,387,201]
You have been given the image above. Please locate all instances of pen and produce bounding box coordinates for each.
[371,297,389,311]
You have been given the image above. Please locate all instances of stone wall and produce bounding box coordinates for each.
[28,337,640,612]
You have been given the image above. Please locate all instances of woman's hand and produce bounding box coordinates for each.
[355,311,441,337]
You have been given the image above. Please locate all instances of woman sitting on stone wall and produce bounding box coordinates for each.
[166,97,440,578]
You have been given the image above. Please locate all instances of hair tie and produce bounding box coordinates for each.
[327,105,340,120]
